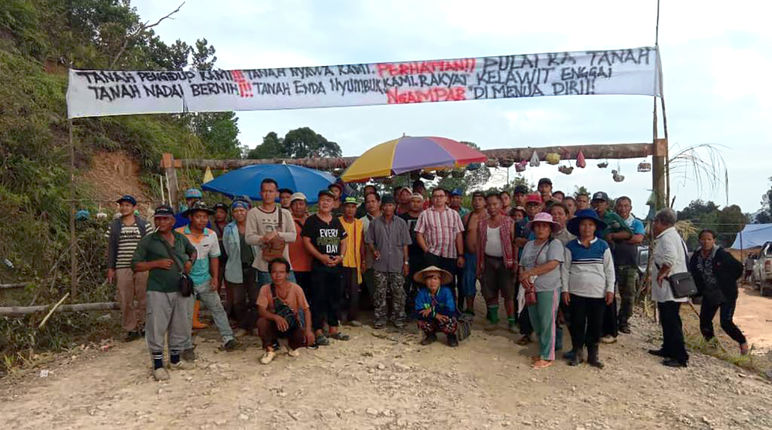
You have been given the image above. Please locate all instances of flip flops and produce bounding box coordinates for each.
[330,332,350,341]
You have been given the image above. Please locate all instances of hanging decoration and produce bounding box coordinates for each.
[332,167,343,177]
[545,152,561,165]
[558,165,574,175]
[515,159,527,173]
[435,168,450,178]
[637,161,651,172]
[612,162,624,182]
[420,171,436,180]
[597,161,609,168]
[410,171,421,181]
[451,168,465,178]
[499,158,514,168]
[485,158,499,168]
[466,163,481,171]
[576,150,587,168]
[529,151,540,167]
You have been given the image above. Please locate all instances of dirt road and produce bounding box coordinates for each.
[734,285,772,353]
[2,311,771,430]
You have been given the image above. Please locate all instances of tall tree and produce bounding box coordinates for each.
[246,127,342,159]
[755,177,772,223]
[247,132,284,159]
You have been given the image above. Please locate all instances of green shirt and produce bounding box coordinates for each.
[132,231,196,293]
[598,210,632,239]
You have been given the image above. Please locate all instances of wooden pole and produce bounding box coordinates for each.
[172,143,655,171]
[69,119,78,297]
[161,153,179,208]
[0,301,119,316]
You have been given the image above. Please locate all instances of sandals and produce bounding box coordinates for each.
[516,335,531,345]
[314,335,330,346]
[329,332,350,341]
[532,359,553,369]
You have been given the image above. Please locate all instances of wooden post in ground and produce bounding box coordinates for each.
[69,119,78,298]
[652,138,668,210]
[161,153,179,209]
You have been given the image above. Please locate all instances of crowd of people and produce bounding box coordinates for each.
[105,176,750,381]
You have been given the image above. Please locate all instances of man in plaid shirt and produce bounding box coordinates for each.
[415,188,465,306]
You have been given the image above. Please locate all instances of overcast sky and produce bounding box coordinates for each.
[134,0,771,215]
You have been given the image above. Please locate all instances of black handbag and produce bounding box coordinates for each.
[271,283,299,331]
[159,235,194,297]
[668,241,698,299]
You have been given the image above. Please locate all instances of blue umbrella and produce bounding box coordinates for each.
[202,164,336,204]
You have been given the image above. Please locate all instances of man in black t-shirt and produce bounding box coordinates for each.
[302,190,350,346]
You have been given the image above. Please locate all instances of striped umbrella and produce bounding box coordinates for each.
[341,136,487,182]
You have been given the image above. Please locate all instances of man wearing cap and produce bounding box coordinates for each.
[449,189,469,218]
[612,196,646,334]
[513,184,529,208]
[278,188,294,211]
[302,189,350,345]
[590,191,632,343]
[412,180,431,210]
[174,188,204,229]
[400,192,425,313]
[288,193,313,299]
[537,178,553,204]
[177,202,237,352]
[329,183,345,217]
[396,186,413,215]
[132,205,197,381]
[245,178,297,289]
[415,188,465,305]
[106,195,150,341]
[360,192,382,302]
[460,191,487,314]
[339,196,365,326]
[366,194,412,328]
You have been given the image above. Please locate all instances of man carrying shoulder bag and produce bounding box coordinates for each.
[132,205,197,381]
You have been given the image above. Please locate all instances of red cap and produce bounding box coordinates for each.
[525,193,542,205]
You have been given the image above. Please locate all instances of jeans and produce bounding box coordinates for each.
[658,301,689,364]
[185,281,235,348]
[341,267,361,322]
[700,297,746,345]
[461,252,478,299]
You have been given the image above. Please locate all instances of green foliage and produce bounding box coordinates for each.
[247,127,342,159]
[755,177,772,224]
[436,141,490,192]
[677,200,748,248]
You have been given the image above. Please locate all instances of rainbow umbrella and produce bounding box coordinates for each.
[341,136,487,182]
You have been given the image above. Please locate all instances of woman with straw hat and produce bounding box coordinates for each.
[519,212,565,369]
[413,266,460,347]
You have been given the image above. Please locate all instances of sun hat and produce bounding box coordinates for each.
[526,212,561,233]
[413,266,453,285]
[290,192,307,203]
[116,195,137,206]
[566,208,608,236]
[182,200,214,217]
[153,204,175,218]
[184,188,203,199]
[525,193,542,205]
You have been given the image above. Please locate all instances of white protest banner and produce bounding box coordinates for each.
[66,46,659,119]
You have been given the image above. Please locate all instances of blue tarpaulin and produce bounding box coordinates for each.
[730,224,772,249]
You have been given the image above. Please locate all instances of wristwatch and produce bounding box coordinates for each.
[403,261,409,265]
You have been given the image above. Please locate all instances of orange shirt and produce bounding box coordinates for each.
[288,217,312,272]
[256,282,310,315]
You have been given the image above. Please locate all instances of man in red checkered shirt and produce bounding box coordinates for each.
[415,188,465,305]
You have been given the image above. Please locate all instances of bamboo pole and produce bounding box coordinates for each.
[0,282,29,289]
[0,302,119,316]
[38,292,70,329]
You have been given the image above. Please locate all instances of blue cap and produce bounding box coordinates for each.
[116,195,137,206]
[451,188,463,197]
[184,188,203,199]
[231,200,250,210]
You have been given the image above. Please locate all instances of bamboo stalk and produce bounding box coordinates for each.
[38,292,70,329]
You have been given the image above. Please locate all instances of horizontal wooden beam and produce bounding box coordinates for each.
[175,143,653,171]
[0,301,118,316]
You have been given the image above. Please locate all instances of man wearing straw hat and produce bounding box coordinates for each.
[413,266,461,347]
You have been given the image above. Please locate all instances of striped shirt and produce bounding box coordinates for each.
[414,206,464,259]
[561,238,615,298]
[105,223,148,269]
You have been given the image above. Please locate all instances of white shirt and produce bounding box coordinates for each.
[485,226,503,257]
[650,226,689,303]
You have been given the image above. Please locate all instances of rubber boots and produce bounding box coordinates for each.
[587,344,604,369]
[192,300,208,329]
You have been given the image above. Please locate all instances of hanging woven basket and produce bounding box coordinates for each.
[558,165,574,175]
[485,158,499,168]
[451,168,465,179]
[637,162,652,172]
[499,158,514,168]
[466,163,481,171]
[435,169,450,178]
[545,153,561,165]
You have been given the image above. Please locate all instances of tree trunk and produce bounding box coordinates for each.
[0,302,119,316]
